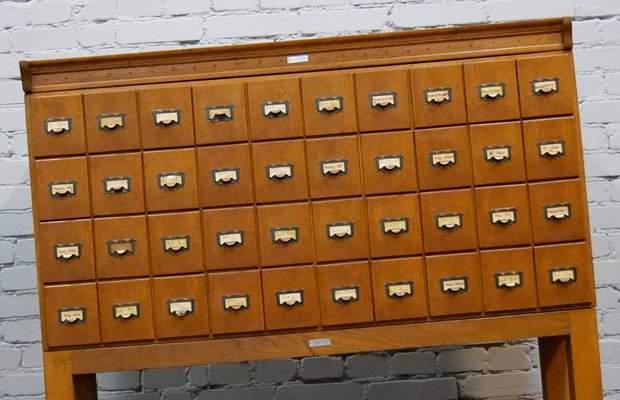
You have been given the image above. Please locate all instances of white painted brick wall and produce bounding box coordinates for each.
[0,1,618,399]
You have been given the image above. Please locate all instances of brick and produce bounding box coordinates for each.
[392,2,486,28]
[488,0,574,21]
[585,154,620,177]
[162,391,192,400]
[461,371,541,398]
[611,179,620,201]
[79,24,116,47]
[276,382,363,400]
[98,393,159,400]
[573,19,601,44]
[3,373,45,396]
[581,101,620,124]
[601,19,620,45]
[0,134,9,155]
[301,8,388,34]
[603,312,620,335]
[207,14,297,39]
[591,233,610,257]
[213,0,259,10]
[587,179,609,202]
[302,0,346,5]
[0,3,27,28]
[607,73,620,95]
[0,241,14,264]
[197,386,274,400]
[300,356,344,381]
[0,108,26,132]
[119,0,163,17]
[0,213,34,237]
[0,56,20,80]
[0,265,38,291]
[603,366,620,390]
[595,260,620,285]
[597,287,620,310]
[0,187,32,210]
[11,27,78,52]
[208,363,251,385]
[576,1,620,17]
[254,359,298,383]
[0,348,21,372]
[0,32,9,53]
[368,378,458,400]
[16,239,35,263]
[188,365,208,387]
[11,133,28,156]
[488,346,532,371]
[0,319,41,343]
[577,73,605,98]
[260,0,302,8]
[30,1,72,25]
[345,353,389,379]
[76,0,117,21]
[438,348,486,373]
[118,18,203,44]
[0,294,40,318]
[573,47,620,72]
[98,371,141,391]
[0,81,24,105]
[142,367,186,389]
[600,340,620,365]
[22,345,43,368]
[166,0,212,15]
[392,351,436,376]
[581,125,607,150]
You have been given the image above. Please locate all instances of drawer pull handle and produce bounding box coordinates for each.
[49,181,77,197]
[153,109,181,126]
[531,78,559,95]
[478,82,506,100]
[538,140,565,157]
[272,227,299,244]
[495,272,523,288]
[435,213,463,230]
[489,208,517,225]
[424,87,452,104]
[320,159,348,176]
[212,168,240,184]
[262,101,289,118]
[267,163,294,180]
[206,105,234,122]
[440,277,468,293]
[369,92,397,108]
[217,231,244,247]
[98,113,126,130]
[327,222,354,239]
[316,96,343,113]
[483,145,512,162]
[276,290,304,307]
[549,267,577,284]
[54,243,81,260]
[45,117,72,134]
[381,218,409,235]
[162,235,190,252]
[158,172,185,189]
[113,303,140,320]
[375,155,403,171]
[58,307,86,324]
[430,150,457,167]
[107,239,136,256]
[222,295,250,311]
[103,177,131,193]
[386,281,413,298]
[332,286,359,303]
[167,298,195,317]
[544,203,571,220]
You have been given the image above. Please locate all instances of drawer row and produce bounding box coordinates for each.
[44,243,594,348]
[35,121,581,221]
[30,53,576,158]
[40,182,586,283]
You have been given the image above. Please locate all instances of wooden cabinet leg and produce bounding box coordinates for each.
[43,352,98,400]
[539,335,571,400]
[567,309,603,400]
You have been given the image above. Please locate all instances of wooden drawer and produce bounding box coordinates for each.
[35,157,91,221]
[251,139,308,203]
[93,216,150,279]
[209,270,265,335]
[39,220,95,284]
[257,203,314,267]
[529,179,586,244]
[306,136,362,199]
[197,144,253,207]
[355,68,411,132]
[84,90,140,153]
[44,283,100,347]
[420,189,477,254]
[517,53,576,118]
[470,122,526,186]
[535,243,594,308]
[480,248,537,313]
[143,148,199,212]
[30,94,85,158]
[312,198,369,262]
[262,266,319,330]
[371,258,427,322]
[360,131,417,195]
[366,194,423,258]
[203,207,258,271]
[153,275,209,339]
[193,81,248,145]
[138,86,194,149]
[426,252,483,317]
[317,262,374,327]
[464,59,520,123]
[415,126,473,191]
[89,152,145,216]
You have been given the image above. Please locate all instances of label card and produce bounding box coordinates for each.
[320,159,348,176]
[276,290,304,307]
[271,227,299,243]
[332,286,359,303]
[489,208,517,225]
[98,113,126,130]
[327,222,354,239]
[103,177,131,193]
[435,213,463,230]
[478,83,506,100]
[222,295,250,311]
[549,267,577,284]
[153,109,181,126]
[49,181,77,197]
[440,277,468,293]
[262,101,289,118]
[532,78,559,95]
[217,231,244,247]
[385,281,414,298]
[58,307,86,324]
[206,105,234,122]
[369,92,397,108]
[375,155,403,171]
[424,87,452,104]
[54,243,81,260]
[212,168,240,184]
[538,141,565,157]
[484,145,512,162]
[381,218,409,234]
[162,235,190,252]
[316,96,343,113]
[158,172,185,189]
[167,298,195,317]
[113,303,140,320]
[267,164,294,180]
[45,118,72,134]
[430,150,457,167]
[544,203,572,220]
[495,272,523,288]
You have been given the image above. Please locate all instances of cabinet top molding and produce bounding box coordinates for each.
[19,18,572,94]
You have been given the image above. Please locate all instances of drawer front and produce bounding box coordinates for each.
[420,189,477,254]
[209,270,265,335]
[301,72,357,136]
[193,81,248,145]
[35,157,91,221]
[464,59,520,123]
[426,252,483,317]
[474,185,532,248]
[262,266,319,330]
[257,203,314,267]
[30,94,85,157]
[355,68,411,132]
[411,63,466,128]
[98,279,155,343]
[480,248,537,312]
[39,220,95,284]
[148,212,204,276]
[523,117,580,181]
[197,144,254,207]
[203,207,258,271]
[529,179,586,244]
[371,258,427,322]
[84,90,140,153]
[535,243,594,308]
[143,148,199,212]
[44,283,100,347]
[470,122,526,186]
[153,275,209,339]
[317,262,374,327]
[360,131,417,195]
[90,152,145,216]
[247,77,303,141]
[366,194,423,258]
[139,86,195,149]
[93,216,150,279]
[312,198,369,262]
[415,126,473,191]
[306,136,362,199]
[517,54,576,118]
[252,140,308,203]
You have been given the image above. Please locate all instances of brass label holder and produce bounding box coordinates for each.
[483,145,512,162]
[212,168,240,184]
[206,105,234,122]
[320,159,348,176]
[276,290,304,307]
[326,222,354,239]
[267,163,294,180]
[375,155,403,172]
[495,271,523,288]
[107,239,136,257]
[103,176,131,194]
[98,113,126,130]
[544,203,572,220]
[58,307,86,324]
[489,208,517,225]
[153,109,181,126]
[478,82,506,100]
[162,235,190,252]
[315,96,344,113]
[222,294,250,311]
[385,281,414,298]
[54,243,81,260]
[369,92,397,108]
[217,230,245,247]
[262,101,289,118]
[440,277,468,293]
[113,303,140,320]
[45,117,72,134]
[157,172,185,189]
[549,267,577,284]
[167,298,195,317]
[430,150,457,167]
[332,286,359,303]
[271,227,299,244]
[532,78,559,95]
[381,218,409,235]
[424,87,452,104]
[538,140,565,157]
[49,181,77,197]
[435,213,463,230]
